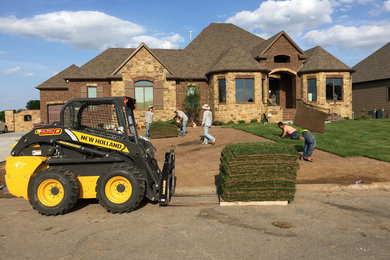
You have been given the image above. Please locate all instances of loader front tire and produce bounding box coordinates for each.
[28,168,80,216]
[96,164,145,213]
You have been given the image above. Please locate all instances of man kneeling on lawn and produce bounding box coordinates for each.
[278,122,301,140]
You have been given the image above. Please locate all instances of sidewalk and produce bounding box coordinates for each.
[0,132,26,162]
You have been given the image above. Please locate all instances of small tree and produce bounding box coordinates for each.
[183,85,201,123]
[0,111,4,122]
[26,100,40,110]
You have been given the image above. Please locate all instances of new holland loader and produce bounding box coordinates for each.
[5,97,175,215]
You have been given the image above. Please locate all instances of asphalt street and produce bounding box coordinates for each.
[1,189,389,259]
[0,132,26,161]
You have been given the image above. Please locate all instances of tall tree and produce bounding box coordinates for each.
[26,100,40,110]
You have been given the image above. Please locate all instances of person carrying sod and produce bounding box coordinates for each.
[278,122,301,139]
[173,108,188,136]
[201,104,216,145]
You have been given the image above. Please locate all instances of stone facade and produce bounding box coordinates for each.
[5,110,41,132]
[210,72,268,123]
[39,89,69,123]
[119,46,177,123]
[300,72,353,118]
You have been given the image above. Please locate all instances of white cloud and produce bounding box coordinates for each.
[0,50,5,54]
[226,0,333,37]
[0,11,183,50]
[304,23,390,49]
[23,72,35,77]
[3,66,20,75]
[385,0,390,11]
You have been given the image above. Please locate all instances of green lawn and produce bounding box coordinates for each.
[227,119,390,162]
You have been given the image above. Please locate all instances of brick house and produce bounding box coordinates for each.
[352,42,390,118]
[36,23,354,124]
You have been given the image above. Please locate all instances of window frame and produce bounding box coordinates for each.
[235,78,255,104]
[307,78,317,102]
[134,80,154,110]
[387,86,390,102]
[326,77,343,101]
[274,55,291,63]
[87,86,97,98]
[218,78,226,103]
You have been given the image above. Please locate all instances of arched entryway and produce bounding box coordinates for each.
[269,69,298,120]
[269,69,297,108]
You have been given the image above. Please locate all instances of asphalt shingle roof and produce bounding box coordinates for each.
[298,46,353,73]
[38,23,352,84]
[352,42,390,83]
[35,64,79,89]
[207,46,268,75]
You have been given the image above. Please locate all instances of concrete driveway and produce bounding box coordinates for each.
[1,189,389,259]
[0,132,26,161]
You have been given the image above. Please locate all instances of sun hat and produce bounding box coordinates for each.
[202,104,210,110]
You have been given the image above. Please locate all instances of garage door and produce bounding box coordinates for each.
[48,104,63,123]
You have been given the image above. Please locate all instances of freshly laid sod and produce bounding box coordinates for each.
[228,119,390,162]
[150,120,178,138]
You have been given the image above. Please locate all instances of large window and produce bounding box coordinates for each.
[326,78,343,101]
[236,78,254,103]
[262,78,266,103]
[218,79,226,103]
[87,86,97,98]
[307,79,317,101]
[135,80,153,109]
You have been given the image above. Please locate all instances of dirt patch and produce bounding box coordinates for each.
[1,126,390,198]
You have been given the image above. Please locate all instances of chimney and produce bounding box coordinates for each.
[189,30,193,42]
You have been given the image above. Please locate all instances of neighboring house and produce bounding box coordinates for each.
[36,23,354,124]
[352,42,390,118]
[4,110,41,132]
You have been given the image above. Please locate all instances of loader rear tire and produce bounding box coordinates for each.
[28,168,80,216]
[96,164,145,213]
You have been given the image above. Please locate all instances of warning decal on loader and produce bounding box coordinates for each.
[71,131,129,153]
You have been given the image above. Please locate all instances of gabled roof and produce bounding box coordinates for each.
[251,31,305,58]
[298,46,354,73]
[172,23,265,79]
[206,46,268,75]
[36,64,79,89]
[66,48,134,79]
[112,43,174,75]
[352,42,390,83]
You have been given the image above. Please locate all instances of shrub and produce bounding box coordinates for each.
[250,119,258,124]
[238,120,246,124]
[227,120,234,125]
[214,121,226,126]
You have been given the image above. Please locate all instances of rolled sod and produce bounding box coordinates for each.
[219,142,299,202]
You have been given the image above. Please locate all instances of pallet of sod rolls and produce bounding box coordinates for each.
[219,142,299,205]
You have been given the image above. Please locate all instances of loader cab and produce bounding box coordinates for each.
[60,96,139,143]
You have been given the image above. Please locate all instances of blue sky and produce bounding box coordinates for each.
[1,0,390,111]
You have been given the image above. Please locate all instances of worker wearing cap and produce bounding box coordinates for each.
[145,106,154,138]
[201,104,216,145]
[173,108,188,136]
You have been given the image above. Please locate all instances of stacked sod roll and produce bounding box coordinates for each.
[150,121,179,138]
[220,142,299,202]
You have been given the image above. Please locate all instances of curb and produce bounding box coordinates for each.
[175,182,390,195]
[296,182,390,192]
